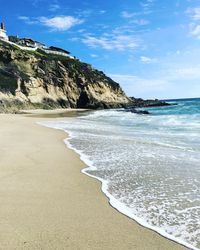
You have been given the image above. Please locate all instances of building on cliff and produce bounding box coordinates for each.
[0,21,8,41]
[1,21,74,58]
[48,46,70,55]
[16,38,46,49]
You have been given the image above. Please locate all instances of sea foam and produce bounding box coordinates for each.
[38,98,200,250]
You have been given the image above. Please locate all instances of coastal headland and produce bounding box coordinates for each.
[0,110,188,250]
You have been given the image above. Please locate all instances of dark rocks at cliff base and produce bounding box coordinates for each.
[122,97,172,115]
[129,97,171,108]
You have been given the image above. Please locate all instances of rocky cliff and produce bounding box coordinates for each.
[0,41,131,112]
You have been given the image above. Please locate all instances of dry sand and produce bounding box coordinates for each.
[0,113,188,250]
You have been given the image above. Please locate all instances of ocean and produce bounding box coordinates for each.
[40,98,200,250]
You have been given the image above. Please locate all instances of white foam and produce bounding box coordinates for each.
[38,120,199,250]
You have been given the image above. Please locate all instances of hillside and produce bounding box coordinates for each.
[0,40,131,112]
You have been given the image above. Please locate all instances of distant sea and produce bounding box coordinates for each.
[41,98,200,250]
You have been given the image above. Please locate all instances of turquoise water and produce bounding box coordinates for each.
[147,98,200,115]
[41,98,200,250]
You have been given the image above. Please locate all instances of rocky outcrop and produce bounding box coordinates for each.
[0,41,131,112]
[129,97,171,108]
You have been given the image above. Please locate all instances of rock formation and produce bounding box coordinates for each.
[0,40,171,113]
[129,97,171,108]
[0,41,131,112]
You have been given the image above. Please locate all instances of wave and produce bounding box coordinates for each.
[38,120,199,250]
[37,102,200,249]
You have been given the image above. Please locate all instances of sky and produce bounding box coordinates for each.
[1,0,200,99]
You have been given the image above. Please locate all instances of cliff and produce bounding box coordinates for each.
[0,41,131,112]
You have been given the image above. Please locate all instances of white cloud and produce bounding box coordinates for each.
[187,7,200,21]
[190,24,200,39]
[82,34,139,51]
[38,16,84,31]
[19,15,84,31]
[140,56,157,63]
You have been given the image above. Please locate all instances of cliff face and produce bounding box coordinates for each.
[0,41,131,112]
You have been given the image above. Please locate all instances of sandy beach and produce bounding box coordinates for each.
[0,112,188,250]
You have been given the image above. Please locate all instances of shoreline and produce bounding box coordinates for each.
[0,112,189,249]
[42,120,196,250]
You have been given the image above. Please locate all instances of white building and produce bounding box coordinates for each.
[0,21,74,58]
[17,38,46,49]
[0,22,8,41]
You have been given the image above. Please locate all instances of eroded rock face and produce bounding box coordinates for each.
[0,42,131,112]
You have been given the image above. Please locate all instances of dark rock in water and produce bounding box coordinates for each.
[135,110,150,115]
[124,108,150,115]
[129,97,171,108]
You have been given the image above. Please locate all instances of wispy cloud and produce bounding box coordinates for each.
[121,0,155,20]
[121,11,139,18]
[187,6,200,39]
[109,74,166,90]
[190,24,200,39]
[99,10,106,14]
[109,73,168,97]
[130,19,150,26]
[121,12,149,25]
[167,65,200,80]
[49,4,60,12]
[187,7,200,21]
[31,0,45,7]
[75,9,93,18]
[18,15,84,31]
[90,54,99,58]
[140,0,156,14]
[121,3,152,26]
[109,52,200,97]
[140,56,157,63]
[18,16,38,25]
[82,34,140,51]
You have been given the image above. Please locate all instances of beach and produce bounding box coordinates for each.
[0,112,188,250]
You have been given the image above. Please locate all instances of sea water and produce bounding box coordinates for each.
[40,98,200,250]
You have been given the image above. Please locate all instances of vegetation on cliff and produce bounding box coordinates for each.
[0,40,131,112]
[0,40,170,113]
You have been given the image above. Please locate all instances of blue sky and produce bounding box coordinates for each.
[1,0,200,99]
